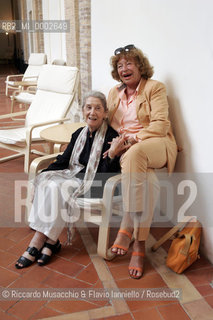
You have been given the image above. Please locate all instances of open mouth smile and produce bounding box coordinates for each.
[123,73,132,79]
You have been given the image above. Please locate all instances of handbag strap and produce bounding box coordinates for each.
[178,233,192,256]
[151,217,199,252]
[178,220,201,256]
[151,220,189,251]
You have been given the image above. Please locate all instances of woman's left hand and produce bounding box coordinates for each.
[103,135,129,159]
[127,136,137,146]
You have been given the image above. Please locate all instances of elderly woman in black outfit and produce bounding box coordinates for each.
[15,91,120,269]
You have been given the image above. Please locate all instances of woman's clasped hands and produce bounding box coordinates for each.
[103,134,135,159]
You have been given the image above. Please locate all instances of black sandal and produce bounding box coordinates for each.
[15,246,41,269]
[37,240,61,266]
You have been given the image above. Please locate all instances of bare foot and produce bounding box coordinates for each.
[111,229,133,255]
[128,240,145,279]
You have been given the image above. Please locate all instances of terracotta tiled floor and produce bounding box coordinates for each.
[0,66,213,320]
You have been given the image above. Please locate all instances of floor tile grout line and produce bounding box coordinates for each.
[156,301,191,319]
[186,265,213,273]
[147,234,213,319]
[195,291,213,298]
[78,225,132,317]
[4,230,35,247]
[40,305,116,320]
[71,261,94,280]
[43,258,101,284]
[4,262,95,290]
[1,226,203,318]
[155,305,166,320]
[146,234,203,302]
[35,223,132,320]
[37,304,64,318]
[3,299,24,319]
[182,299,213,320]
[0,222,129,319]
[50,252,91,268]
[181,304,196,320]
[34,266,98,287]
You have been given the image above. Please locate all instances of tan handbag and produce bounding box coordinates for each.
[166,220,202,274]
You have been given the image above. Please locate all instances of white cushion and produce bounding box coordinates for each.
[20,54,47,82]
[6,81,17,86]
[52,59,66,66]
[0,124,58,146]
[0,128,27,145]
[28,53,47,66]
[14,92,35,104]
[25,90,73,126]
[23,65,42,80]
[37,65,78,94]
[0,127,44,146]
[0,64,79,147]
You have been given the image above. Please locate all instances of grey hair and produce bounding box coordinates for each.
[82,91,107,111]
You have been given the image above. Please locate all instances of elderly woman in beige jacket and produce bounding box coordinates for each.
[106,45,177,279]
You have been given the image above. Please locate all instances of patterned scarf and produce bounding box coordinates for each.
[33,120,108,244]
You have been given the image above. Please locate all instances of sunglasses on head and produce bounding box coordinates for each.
[114,44,136,55]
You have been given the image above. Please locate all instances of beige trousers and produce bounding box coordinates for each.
[120,138,167,241]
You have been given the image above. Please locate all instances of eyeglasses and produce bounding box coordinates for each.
[114,44,136,55]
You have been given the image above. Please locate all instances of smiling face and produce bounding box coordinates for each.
[83,96,107,132]
[117,57,141,88]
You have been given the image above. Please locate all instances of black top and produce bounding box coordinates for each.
[43,125,120,174]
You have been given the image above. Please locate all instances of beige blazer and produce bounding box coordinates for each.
[107,78,178,173]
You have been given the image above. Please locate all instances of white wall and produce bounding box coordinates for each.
[26,0,34,54]
[42,0,66,63]
[91,0,213,262]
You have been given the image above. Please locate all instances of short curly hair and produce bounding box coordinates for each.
[110,46,154,82]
